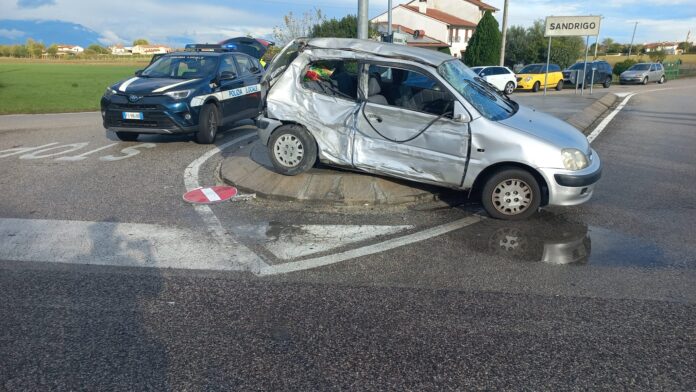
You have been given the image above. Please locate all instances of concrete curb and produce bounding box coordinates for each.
[566,93,619,134]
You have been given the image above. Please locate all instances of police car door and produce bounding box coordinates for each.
[217,54,247,123]
[232,54,263,118]
[353,64,468,187]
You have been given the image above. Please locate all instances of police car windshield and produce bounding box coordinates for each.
[142,55,219,79]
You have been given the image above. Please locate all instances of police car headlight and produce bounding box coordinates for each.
[561,148,589,171]
[104,87,117,99]
[165,89,194,100]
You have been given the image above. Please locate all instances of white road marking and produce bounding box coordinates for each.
[587,93,636,143]
[0,143,60,158]
[99,143,156,161]
[19,143,90,159]
[259,215,482,276]
[56,144,118,161]
[183,132,270,273]
[0,218,248,271]
[262,224,414,260]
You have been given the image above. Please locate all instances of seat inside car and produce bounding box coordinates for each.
[367,75,388,105]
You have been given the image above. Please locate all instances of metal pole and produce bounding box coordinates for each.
[581,35,590,95]
[387,0,392,36]
[358,0,369,40]
[590,33,599,95]
[543,36,551,96]
[627,21,638,58]
[499,0,509,66]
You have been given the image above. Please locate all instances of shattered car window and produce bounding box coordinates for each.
[302,60,358,100]
[438,60,517,121]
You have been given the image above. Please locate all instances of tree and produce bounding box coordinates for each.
[133,38,149,46]
[550,36,584,69]
[310,14,377,39]
[648,49,667,62]
[504,25,531,67]
[613,59,636,76]
[463,10,501,66]
[25,39,44,57]
[678,41,691,53]
[47,44,58,56]
[273,9,325,44]
[87,44,109,54]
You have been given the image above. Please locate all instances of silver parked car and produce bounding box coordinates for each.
[619,62,666,85]
[257,38,601,220]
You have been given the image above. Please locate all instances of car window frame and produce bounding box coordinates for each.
[300,58,360,103]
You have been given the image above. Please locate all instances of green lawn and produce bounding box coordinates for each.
[0,61,145,114]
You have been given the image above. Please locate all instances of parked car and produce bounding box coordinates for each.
[619,62,666,85]
[101,44,264,143]
[470,66,517,94]
[563,60,613,88]
[257,38,601,220]
[515,63,564,92]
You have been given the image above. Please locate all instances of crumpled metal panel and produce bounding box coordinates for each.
[305,38,453,67]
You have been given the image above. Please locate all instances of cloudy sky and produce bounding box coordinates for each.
[0,0,694,45]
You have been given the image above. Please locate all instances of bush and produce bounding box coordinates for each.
[613,59,637,76]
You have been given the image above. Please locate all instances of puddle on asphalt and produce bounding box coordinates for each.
[461,214,689,269]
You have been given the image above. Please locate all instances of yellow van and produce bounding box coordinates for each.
[516,63,564,92]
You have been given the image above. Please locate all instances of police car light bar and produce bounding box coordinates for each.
[184,44,236,52]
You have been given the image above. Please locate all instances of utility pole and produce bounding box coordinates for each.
[358,0,369,39]
[499,0,509,66]
[387,0,392,36]
[627,21,638,58]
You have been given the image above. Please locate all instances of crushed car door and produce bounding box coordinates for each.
[353,64,469,187]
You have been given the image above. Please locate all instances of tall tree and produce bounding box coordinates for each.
[46,44,58,56]
[463,10,501,66]
[550,36,584,69]
[310,14,376,39]
[503,25,530,67]
[273,9,325,44]
[133,38,149,46]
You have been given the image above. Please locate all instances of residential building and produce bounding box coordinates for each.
[56,45,84,55]
[110,44,133,55]
[131,44,172,55]
[371,0,497,57]
[643,42,683,55]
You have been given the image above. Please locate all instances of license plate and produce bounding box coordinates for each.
[122,112,143,120]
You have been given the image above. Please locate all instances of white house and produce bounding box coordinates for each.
[371,0,497,57]
[109,44,133,55]
[643,42,682,55]
[56,45,84,55]
[131,44,172,55]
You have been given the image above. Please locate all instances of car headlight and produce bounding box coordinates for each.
[525,76,532,82]
[104,87,117,99]
[561,148,589,171]
[165,89,194,100]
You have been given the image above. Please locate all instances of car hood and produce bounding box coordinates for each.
[621,70,647,77]
[499,104,590,151]
[112,77,203,95]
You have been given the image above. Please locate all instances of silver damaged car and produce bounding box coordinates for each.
[256,38,601,220]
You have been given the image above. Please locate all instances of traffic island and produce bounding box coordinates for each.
[220,140,459,206]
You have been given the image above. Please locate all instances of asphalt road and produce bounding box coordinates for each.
[1,79,695,390]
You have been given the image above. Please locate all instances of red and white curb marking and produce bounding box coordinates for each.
[183,186,238,204]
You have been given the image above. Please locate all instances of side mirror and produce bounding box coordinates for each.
[250,67,260,74]
[219,71,237,81]
[452,101,471,123]
[134,69,143,76]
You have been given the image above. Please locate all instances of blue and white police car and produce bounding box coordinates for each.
[101,44,265,144]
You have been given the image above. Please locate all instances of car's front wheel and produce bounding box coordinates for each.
[555,80,563,91]
[642,77,649,85]
[659,75,666,84]
[268,124,317,176]
[504,82,515,94]
[481,168,541,220]
[603,76,612,88]
[532,81,540,92]
[115,132,139,142]
[195,104,219,144]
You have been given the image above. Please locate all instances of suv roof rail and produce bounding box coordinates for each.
[184,44,235,53]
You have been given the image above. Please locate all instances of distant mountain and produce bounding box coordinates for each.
[0,19,103,46]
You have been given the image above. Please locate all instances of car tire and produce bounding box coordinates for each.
[481,168,541,221]
[195,104,219,144]
[555,80,563,91]
[532,81,540,92]
[642,77,648,85]
[659,75,665,84]
[603,77,612,88]
[504,82,515,94]
[115,132,139,142]
[268,124,317,176]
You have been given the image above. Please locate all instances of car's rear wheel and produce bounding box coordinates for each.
[642,77,649,85]
[504,82,515,94]
[195,104,219,144]
[115,132,139,142]
[481,168,541,220]
[555,80,563,91]
[659,75,666,84]
[268,124,317,176]
[603,76,612,88]
[532,81,540,92]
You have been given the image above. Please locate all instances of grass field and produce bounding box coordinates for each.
[0,60,147,114]
[594,53,696,66]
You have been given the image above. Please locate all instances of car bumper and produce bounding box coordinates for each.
[538,150,602,206]
[619,77,644,84]
[101,95,200,134]
[255,115,283,145]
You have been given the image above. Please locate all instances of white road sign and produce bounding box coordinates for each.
[545,16,601,37]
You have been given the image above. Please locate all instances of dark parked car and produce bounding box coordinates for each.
[563,60,613,88]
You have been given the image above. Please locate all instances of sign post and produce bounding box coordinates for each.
[544,16,601,96]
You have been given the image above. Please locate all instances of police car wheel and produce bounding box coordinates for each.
[195,104,219,144]
[268,124,317,176]
[115,132,139,142]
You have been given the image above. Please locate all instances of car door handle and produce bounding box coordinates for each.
[366,113,383,123]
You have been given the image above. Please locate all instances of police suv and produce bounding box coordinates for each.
[101,44,265,144]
